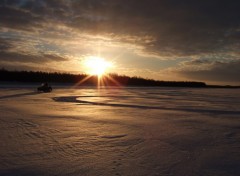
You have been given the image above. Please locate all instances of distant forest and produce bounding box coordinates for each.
[0,69,209,87]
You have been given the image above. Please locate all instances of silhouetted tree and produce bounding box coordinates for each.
[0,69,209,87]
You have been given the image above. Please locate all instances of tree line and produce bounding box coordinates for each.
[0,69,207,87]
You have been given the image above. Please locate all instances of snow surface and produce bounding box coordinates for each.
[0,86,240,176]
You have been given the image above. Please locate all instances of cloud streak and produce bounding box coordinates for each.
[170,57,240,84]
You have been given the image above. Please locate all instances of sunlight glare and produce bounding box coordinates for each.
[84,56,112,77]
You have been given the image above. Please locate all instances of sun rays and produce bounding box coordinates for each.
[72,56,122,88]
[83,56,112,77]
[73,72,122,88]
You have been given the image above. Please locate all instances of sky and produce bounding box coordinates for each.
[0,0,240,85]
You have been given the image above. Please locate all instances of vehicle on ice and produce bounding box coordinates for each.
[37,83,52,92]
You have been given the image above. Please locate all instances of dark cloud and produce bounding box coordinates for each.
[1,0,240,57]
[0,38,13,51]
[181,58,220,66]
[0,61,61,72]
[0,51,68,63]
[42,53,68,62]
[0,37,67,63]
[178,59,240,83]
[68,0,240,56]
[0,6,44,30]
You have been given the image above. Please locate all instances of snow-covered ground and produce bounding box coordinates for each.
[0,86,240,176]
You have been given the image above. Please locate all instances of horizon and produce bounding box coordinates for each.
[2,68,240,87]
[1,1,240,85]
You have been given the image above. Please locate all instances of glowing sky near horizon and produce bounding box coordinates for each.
[0,0,240,85]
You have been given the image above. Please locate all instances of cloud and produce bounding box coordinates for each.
[0,50,68,63]
[0,6,45,31]
[0,60,62,72]
[177,59,240,84]
[0,36,68,64]
[1,0,239,58]
[67,0,240,57]
[0,38,13,50]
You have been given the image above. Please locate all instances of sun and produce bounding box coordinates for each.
[84,56,112,77]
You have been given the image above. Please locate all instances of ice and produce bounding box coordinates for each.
[0,86,240,176]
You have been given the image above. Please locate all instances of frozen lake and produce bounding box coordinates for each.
[0,87,240,176]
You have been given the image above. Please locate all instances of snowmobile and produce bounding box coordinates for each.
[37,83,52,92]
